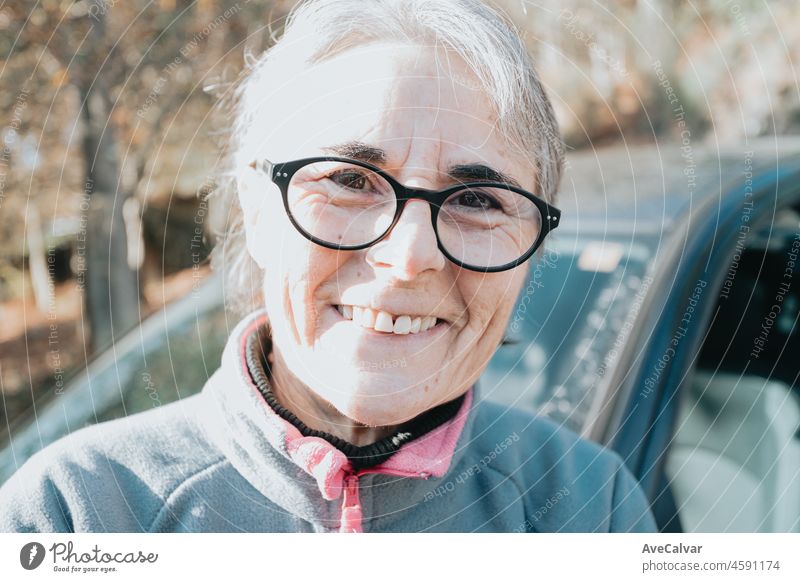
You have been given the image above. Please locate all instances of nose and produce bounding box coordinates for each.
[366,197,447,280]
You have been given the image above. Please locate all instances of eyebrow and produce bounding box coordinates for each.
[322,141,387,164]
[321,141,524,189]
[448,164,523,190]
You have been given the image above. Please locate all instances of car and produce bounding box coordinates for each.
[582,140,800,533]
[2,140,798,533]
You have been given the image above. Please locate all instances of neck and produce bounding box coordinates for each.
[268,347,399,446]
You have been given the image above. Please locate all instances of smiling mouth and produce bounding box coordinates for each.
[333,304,444,335]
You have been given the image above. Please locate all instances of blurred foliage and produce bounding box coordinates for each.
[0,0,294,254]
[499,0,800,146]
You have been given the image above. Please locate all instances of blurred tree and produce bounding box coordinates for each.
[0,0,290,352]
[75,6,139,351]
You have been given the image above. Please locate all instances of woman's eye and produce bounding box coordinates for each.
[329,171,368,190]
[454,189,500,210]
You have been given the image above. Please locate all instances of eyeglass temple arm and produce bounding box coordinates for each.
[248,159,274,177]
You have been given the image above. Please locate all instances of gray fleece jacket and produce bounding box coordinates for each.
[0,310,657,533]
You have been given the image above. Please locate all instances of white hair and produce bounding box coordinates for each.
[209,0,564,317]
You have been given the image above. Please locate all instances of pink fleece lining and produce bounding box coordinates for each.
[236,313,470,507]
[372,389,472,478]
[285,437,348,500]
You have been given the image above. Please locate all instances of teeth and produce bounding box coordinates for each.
[335,305,439,335]
[374,311,394,332]
[393,315,411,334]
[353,306,376,329]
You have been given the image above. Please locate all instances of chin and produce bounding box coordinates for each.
[321,381,436,428]
[341,404,425,429]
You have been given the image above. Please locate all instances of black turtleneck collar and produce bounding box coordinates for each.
[244,323,466,471]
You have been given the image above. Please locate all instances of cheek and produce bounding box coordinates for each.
[459,273,524,337]
[262,237,342,338]
[242,184,288,268]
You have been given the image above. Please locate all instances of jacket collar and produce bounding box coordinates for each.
[199,309,478,530]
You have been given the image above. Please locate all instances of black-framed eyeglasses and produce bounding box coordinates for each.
[248,156,561,273]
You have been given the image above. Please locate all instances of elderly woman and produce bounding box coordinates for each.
[0,0,656,533]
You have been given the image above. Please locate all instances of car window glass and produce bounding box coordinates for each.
[667,209,800,532]
[483,236,653,433]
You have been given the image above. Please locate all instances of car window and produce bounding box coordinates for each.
[94,304,230,424]
[666,209,800,532]
[0,275,230,484]
[483,234,654,433]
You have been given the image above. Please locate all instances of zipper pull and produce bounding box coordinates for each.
[339,474,363,533]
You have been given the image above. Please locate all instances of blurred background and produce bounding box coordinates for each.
[1,0,799,445]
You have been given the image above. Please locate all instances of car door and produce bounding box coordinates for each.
[587,144,800,532]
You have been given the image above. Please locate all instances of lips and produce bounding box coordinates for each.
[334,304,442,335]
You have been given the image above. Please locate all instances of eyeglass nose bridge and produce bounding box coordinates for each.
[394,182,449,201]
[360,187,442,259]
[387,182,450,226]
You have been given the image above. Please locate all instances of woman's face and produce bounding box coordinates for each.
[238,42,533,426]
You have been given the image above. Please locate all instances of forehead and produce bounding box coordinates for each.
[248,42,526,183]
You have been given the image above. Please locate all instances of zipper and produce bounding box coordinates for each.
[338,468,431,533]
[339,474,363,533]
